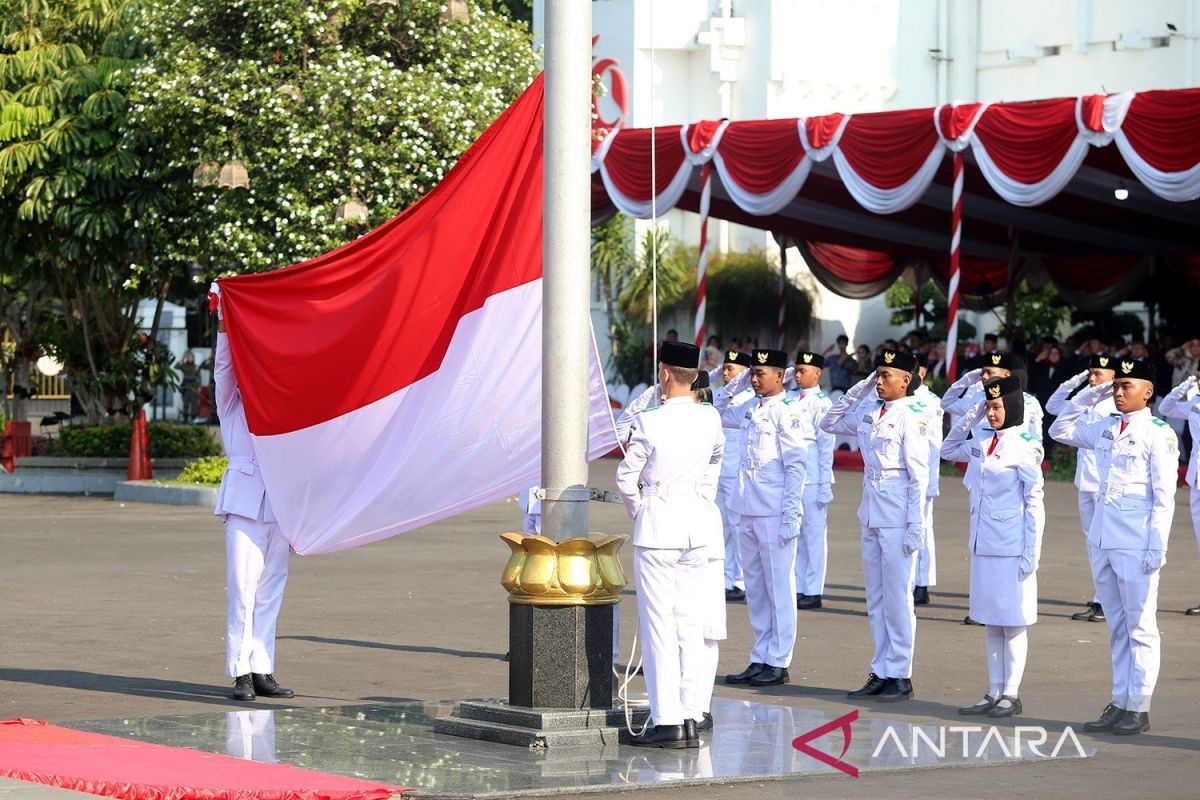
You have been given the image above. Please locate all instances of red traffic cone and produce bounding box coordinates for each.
[128,409,152,480]
[141,410,154,479]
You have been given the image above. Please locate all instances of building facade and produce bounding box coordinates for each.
[535,0,1198,363]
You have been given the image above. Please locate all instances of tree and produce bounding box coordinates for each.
[0,0,165,422]
[127,0,541,282]
[885,278,977,342]
[590,214,633,365]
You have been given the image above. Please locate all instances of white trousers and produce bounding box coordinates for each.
[915,496,937,586]
[793,484,828,596]
[1191,487,1200,555]
[633,545,705,726]
[683,556,726,723]
[718,475,743,590]
[225,709,276,762]
[1088,544,1161,713]
[1079,491,1100,605]
[739,515,798,668]
[861,526,918,679]
[225,514,289,678]
[984,625,1028,697]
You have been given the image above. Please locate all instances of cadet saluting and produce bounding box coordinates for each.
[790,351,834,610]
[821,349,930,702]
[718,349,814,688]
[616,341,724,749]
[941,376,1045,718]
[1050,359,1177,736]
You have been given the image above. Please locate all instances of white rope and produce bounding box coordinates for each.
[619,0,660,739]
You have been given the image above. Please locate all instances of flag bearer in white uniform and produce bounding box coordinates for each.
[1050,359,1177,736]
[942,353,1043,443]
[790,351,834,610]
[912,355,943,606]
[616,341,724,749]
[720,348,814,689]
[712,350,755,601]
[821,349,930,702]
[1046,355,1118,623]
[209,284,294,703]
[1158,373,1200,615]
[941,377,1045,718]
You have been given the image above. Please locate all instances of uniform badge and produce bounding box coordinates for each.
[883,352,895,364]
[1101,430,1114,440]
[987,383,1002,399]
[991,354,1002,365]
[802,353,813,363]
[1120,360,1134,374]
[970,447,981,458]
[790,417,802,429]
[1098,356,1110,367]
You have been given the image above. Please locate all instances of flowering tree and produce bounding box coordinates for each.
[127,0,540,282]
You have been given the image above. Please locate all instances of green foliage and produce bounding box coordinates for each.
[1045,445,1077,483]
[704,249,812,345]
[617,226,691,324]
[885,279,976,342]
[1010,280,1070,347]
[175,454,227,485]
[57,421,221,457]
[127,0,541,282]
[1070,308,1144,345]
[609,317,648,387]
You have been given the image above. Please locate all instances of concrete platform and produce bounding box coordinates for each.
[113,480,216,507]
[0,777,99,799]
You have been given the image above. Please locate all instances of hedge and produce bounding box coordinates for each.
[57,423,222,459]
[175,455,228,485]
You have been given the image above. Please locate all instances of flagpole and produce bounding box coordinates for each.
[540,0,593,542]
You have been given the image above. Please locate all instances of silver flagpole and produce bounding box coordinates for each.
[541,0,593,542]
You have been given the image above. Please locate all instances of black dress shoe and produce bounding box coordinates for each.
[252,673,294,698]
[750,666,789,686]
[963,615,983,626]
[232,674,255,701]
[695,711,713,732]
[629,724,688,749]
[1112,710,1150,736]
[878,678,914,702]
[797,594,823,610]
[1185,603,1200,615]
[1082,703,1126,732]
[846,673,888,698]
[1072,602,1104,622]
[725,662,766,684]
[683,718,699,747]
[913,585,930,605]
[958,694,998,715]
[988,696,1022,718]
[725,587,746,601]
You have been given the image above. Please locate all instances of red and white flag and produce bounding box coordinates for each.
[216,74,618,554]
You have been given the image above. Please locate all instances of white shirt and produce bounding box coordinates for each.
[1158,377,1200,488]
[213,332,275,523]
[1046,376,1119,492]
[913,384,944,498]
[790,387,835,493]
[615,396,724,551]
[941,425,1045,557]
[822,392,930,531]
[1050,404,1178,552]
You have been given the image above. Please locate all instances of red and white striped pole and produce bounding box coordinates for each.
[693,162,711,353]
[946,151,963,381]
[777,241,788,349]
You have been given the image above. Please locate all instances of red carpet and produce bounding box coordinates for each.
[0,719,409,800]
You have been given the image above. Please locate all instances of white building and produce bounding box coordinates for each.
[535,0,1198,361]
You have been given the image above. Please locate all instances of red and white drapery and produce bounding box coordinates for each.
[591,89,1200,378]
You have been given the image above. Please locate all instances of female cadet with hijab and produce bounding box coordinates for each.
[941,376,1045,718]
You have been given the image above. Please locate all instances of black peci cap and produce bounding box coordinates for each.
[723,349,752,367]
[874,349,919,374]
[795,351,825,368]
[752,348,788,369]
[1113,358,1155,382]
[691,370,711,390]
[1089,354,1117,372]
[659,341,700,368]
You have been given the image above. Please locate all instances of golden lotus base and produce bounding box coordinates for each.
[500,532,628,607]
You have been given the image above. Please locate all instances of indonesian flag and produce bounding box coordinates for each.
[216,74,618,555]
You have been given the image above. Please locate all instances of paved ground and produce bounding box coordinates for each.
[1,465,1198,799]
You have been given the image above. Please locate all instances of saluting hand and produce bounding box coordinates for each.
[846,374,876,400]
[1076,380,1114,407]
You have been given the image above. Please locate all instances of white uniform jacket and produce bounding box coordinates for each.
[1046,376,1119,492]
[616,397,724,551]
[942,372,1043,442]
[1158,377,1200,488]
[616,384,657,445]
[718,389,814,523]
[913,385,944,498]
[790,388,834,495]
[941,426,1045,558]
[822,394,929,530]
[1050,403,1177,552]
[705,367,753,479]
[214,332,274,523]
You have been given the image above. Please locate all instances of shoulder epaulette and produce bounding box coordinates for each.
[782,398,795,405]
[817,391,828,399]
[1020,432,1035,442]
[1151,416,1168,427]
[907,400,928,412]
[643,405,661,413]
